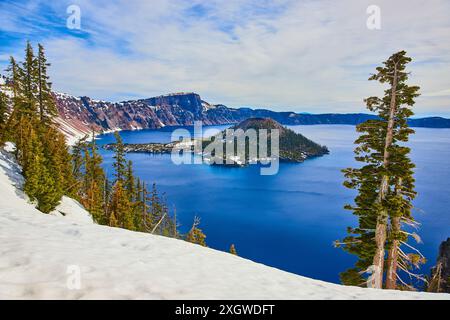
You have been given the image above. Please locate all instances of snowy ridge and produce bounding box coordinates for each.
[0,146,448,299]
[154,92,197,98]
[54,117,90,146]
[53,91,81,101]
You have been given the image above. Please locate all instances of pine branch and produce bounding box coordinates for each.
[397,264,427,282]
[399,231,422,243]
[401,216,421,229]
[400,240,426,259]
[396,273,416,290]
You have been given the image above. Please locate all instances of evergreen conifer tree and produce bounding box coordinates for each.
[133,177,145,231]
[5,43,76,214]
[112,132,127,183]
[36,44,57,124]
[5,57,23,158]
[5,57,21,100]
[109,211,119,228]
[338,51,421,289]
[22,124,42,200]
[149,183,163,230]
[139,181,153,232]
[186,216,207,247]
[4,57,23,149]
[86,180,104,223]
[76,135,107,223]
[125,160,135,200]
[71,136,87,187]
[0,89,8,143]
[110,181,134,230]
[23,124,60,213]
[20,41,38,119]
[40,127,68,202]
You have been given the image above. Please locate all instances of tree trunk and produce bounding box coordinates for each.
[371,64,399,289]
[173,206,177,238]
[371,201,388,288]
[386,178,403,289]
[385,216,400,289]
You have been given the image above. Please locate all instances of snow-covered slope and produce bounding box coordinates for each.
[0,146,448,300]
[54,116,90,146]
[50,196,94,224]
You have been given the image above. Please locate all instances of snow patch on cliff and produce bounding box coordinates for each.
[54,117,89,146]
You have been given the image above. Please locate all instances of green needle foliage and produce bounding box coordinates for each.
[338,51,422,290]
[3,42,73,213]
[186,216,207,247]
[0,89,8,143]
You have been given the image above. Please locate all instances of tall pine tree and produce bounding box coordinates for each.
[20,41,38,119]
[22,124,60,213]
[0,85,8,143]
[4,57,22,143]
[36,44,57,124]
[112,132,127,183]
[338,51,421,289]
[110,180,134,230]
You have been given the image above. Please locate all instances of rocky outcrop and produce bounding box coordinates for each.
[54,92,242,137]
[103,142,177,154]
[429,238,450,293]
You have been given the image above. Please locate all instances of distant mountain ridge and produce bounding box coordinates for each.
[53,92,450,140]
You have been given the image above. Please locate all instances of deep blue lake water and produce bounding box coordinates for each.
[96,125,450,284]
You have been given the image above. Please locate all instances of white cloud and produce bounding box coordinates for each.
[1,0,450,115]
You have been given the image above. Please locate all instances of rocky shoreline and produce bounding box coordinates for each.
[103,142,182,154]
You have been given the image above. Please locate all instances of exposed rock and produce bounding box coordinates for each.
[429,238,450,293]
[103,142,179,154]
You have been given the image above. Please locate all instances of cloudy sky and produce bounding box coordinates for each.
[1,0,449,116]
